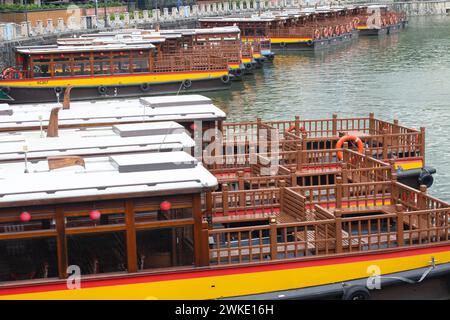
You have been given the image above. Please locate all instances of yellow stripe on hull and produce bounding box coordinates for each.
[241,58,252,63]
[270,37,313,43]
[0,71,229,88]
[2,247,449,300]
[395,161,423,171]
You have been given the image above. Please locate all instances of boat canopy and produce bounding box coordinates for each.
[0,151,218,206]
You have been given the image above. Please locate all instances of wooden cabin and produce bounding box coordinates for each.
[0,40,230,104]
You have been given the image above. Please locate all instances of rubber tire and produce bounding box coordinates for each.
[418,168,434,188]
[235,69,243,77]
[244,63,253,70]
[342,286,370,300]
[98,86,107,95]
[182,79,192,88]
[221,75,230,84]
[54,87,63,94]
[140,83,151,92]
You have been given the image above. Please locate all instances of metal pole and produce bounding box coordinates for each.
[25,0,30,37]
[94,0,99,17]
[104,0,108,28]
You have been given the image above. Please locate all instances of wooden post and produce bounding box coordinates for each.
[55,206,68,279]
[294,115,300,136]
[198,219,210,266]
[279,180,286,213]
[382,128,388,160]
[237,170,245,206]
[335,209,343,253]
[396,204,404,246]
[336,175,343,209]
[205,191,213,226]
[222,183,229,216]
[418,185,427,210]
[301,132,307,166]
[296,149,302,171]
[256,117,262,149]
[269,216,277,260]
[392,119,399,147]
[332,113,338,136]
[125,199,137,273]
[342,142,349,164]
[290,167,297,186]
[369,112,375,135]
[341,163,349,198]
[420,127,426,166]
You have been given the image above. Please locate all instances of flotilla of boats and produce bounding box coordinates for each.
[0,4,447,301]
[0,5,406,104]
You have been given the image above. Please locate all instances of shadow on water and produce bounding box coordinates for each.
[205,16,450,202]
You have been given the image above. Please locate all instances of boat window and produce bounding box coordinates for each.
[0,237,58,282]
[53,62,72,77]
[67,231,127,275]
[136,226,194,270]
[65,211,125,228]
[33,61,51,78]
[73,61,92,76]
[131,59,149,73]
[93,60,111,75]
[112,59,130,74]
[0,218,55,234]
[135,207,193,223]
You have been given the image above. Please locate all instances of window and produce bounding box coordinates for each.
[54,63,72,77]
[131,59,149,73]
[0,237,58,282]
[73,61,92,76]
[93,60,110,75]
[112,59,130,74]
[0,218,55,234]
[33,60,51,78]
[67,232,127,275]
[135,207,192,223]
[136,226,194,270]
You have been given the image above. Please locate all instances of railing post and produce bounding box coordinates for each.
[205,191,213,225]
[396,204,404,246]
[420,127,426,166]
[296,149,302,171]
[332,113,338,136]
[200,219,210,266]
[391,168,399,205]
[382,128,388,160]
[256,117,262,151]
[294,115,300,136]
[418,185,427,210]
[237,170,246,207]
[335,209,343,253]
[290,167,297,186]
[222,183,229,216]
[301,132,307,165]
[369,112,375,135]
[336,175,343,209]
[342,142,349,164]
[279,180,286,213]
[269,216,278,260]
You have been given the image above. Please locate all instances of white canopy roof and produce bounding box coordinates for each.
[0,151,218,206]
[0,122,194,161]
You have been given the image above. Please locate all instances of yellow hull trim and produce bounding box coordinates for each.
[0,71,229,88]
[270,37,313,43]
[2,247,449,300]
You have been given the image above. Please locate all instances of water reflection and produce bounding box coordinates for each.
[206,16,450,201]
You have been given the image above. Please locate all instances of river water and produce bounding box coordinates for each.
[206,16,450,202]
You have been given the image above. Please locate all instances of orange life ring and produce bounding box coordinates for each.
[336,135,365,160]
[354,17,360,25]
[2,67,22,80]
[341,25,346,34]
[323,27,329,37]
[328,26,333,36]
[335,25,340,36]
[382,18,387,26]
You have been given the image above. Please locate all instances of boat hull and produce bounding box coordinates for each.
[359,26,389,36]
[271,32,357,52]
[0,71,231,104]
[0,244,449,300]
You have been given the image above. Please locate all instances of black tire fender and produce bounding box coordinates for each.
[342,285,370,300]
[182,79,192,88]
[140,82,151,92]
[221,75,230,84]
[98,85,107,95]
[54,87,63,94]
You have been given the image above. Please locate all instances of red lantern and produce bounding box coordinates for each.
[60,54,64,58]
[20,211,31,222]
[39,55,44,59]
[160,201,172,211]
[190,123,197,131]
[139,51,143,55]
[89,210,101,220]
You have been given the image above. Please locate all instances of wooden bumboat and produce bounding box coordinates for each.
[0,95,447,300]
[356,5,407,36]
[0,37,231,104]
[199,6,361,51]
